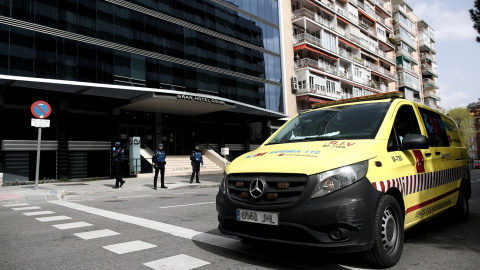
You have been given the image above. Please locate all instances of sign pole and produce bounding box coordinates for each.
[35,127,42,190]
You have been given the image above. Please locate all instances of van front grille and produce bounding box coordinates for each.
[227,173,308,206]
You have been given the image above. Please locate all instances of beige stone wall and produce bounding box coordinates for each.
[280,0,297,120]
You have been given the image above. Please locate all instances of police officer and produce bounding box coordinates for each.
[152,143,167,189]
[112,142,125,188]
[190,145,203,184]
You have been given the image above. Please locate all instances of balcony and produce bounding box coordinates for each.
[422,78,439,89]
[421,63,438,77]
[396,48,416,63]
[293,33,339,54]
[419,38,436,54]
[394,33,416,50]
[359,20,377,37]
[420,52,434,63]
[297,84,345,100]
[424,90,441,101]
[294,58,339,76]
[292,8,335,30]
[374,0,392,15]
[397,64,420,77]
[418,29,435,42]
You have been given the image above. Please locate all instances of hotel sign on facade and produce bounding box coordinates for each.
[176,94,226,105]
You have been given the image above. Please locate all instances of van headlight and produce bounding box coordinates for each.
[219,171,228,194]
[310,161,368,198]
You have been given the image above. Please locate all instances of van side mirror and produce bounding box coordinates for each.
[402,134,430,150]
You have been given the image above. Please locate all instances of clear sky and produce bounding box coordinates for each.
[409,0,480,110]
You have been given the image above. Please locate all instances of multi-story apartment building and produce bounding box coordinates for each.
[289,0,398,112]
[417,19,440,110]
[0,0,285,182]
[288,0,441,113]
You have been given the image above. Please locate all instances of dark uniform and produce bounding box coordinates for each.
[190,146,203,184]
[152,144,167,189]
[112,142,125,188]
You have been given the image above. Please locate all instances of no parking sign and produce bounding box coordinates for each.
[31,100,51,119]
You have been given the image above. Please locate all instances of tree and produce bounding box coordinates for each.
[470,0,480,43]
[447,107,475,151]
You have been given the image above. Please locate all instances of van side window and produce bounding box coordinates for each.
[418,108,450,147]
[388,105,421,151]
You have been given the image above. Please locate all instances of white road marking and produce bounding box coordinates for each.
[52,221,93,230]
[117,195,153,199]
[144,254,210,270]
[103,240,156,254]
[74,229,120,240]
[11,206,41,211]
[50,201,241,250]
[3,203,30,207]
[172,192,197,195]
[36,216,72,222]
[159,202,215,209]
[23,211,55,216]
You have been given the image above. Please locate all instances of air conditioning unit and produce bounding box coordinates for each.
[291,76,299,93]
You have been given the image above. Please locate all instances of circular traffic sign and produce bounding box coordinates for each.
[31,100,51,119]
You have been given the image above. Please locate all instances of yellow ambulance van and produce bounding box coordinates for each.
[216,92,471,267]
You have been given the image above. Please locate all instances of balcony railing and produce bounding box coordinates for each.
[292,8,336,31]
[396,48,415,62]
[397,64,421,77]
[418,29,435,42]
[423,78,439,89]
[424,90,441,100]
[293,33,338,54]
[420,52,434,63]
[297,84,346,100]
[421,63,438,77]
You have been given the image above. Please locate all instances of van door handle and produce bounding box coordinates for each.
[425,153,432,157]
[435,152,441,155]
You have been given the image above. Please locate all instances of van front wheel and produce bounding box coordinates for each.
[362,195,404,268]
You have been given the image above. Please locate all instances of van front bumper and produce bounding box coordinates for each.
[216,177,383,252]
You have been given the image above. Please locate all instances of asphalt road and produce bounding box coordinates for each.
[1,170,479,270]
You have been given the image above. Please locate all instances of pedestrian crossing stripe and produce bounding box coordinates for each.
[23,211,55,216]
[75,229,120,240]
[36,215,72,222]
[103,240,156,254]
[52,221,93,230]
[11,206,42,211]
[144,254,209,270]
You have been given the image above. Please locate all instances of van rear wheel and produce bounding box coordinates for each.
[362,195,404,268]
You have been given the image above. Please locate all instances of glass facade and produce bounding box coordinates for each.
[0,0,283,112]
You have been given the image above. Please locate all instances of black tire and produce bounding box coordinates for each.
[454,187,469,222]
[362,195,404,268]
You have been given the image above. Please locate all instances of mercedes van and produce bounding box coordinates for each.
[216,92,471,267]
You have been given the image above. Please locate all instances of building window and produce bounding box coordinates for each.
[326,80,335,93]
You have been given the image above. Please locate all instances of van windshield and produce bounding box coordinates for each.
[267,102,391,144]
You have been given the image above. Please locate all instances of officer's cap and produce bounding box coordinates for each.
[158,143,163,147]
[115,142,121,145]
[195,145,200,149]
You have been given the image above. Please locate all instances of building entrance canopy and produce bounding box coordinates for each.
[0,75,284,118]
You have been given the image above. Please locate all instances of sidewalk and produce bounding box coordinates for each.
[0,173,223,204]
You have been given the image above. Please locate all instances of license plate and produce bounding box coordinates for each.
[236,209,279,226]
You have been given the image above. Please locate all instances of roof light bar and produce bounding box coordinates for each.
[312,91,404,109]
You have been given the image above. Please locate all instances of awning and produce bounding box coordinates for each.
[336,15,349,25]
[296,95,329,103]
[294,44,338,61]
[338,37,359,50]
[375,5,390,16]
[358,9,375,23]
[378,39,395,50]
[401,55,412,63]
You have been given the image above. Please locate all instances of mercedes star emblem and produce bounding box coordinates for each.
[249,178,266,198]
